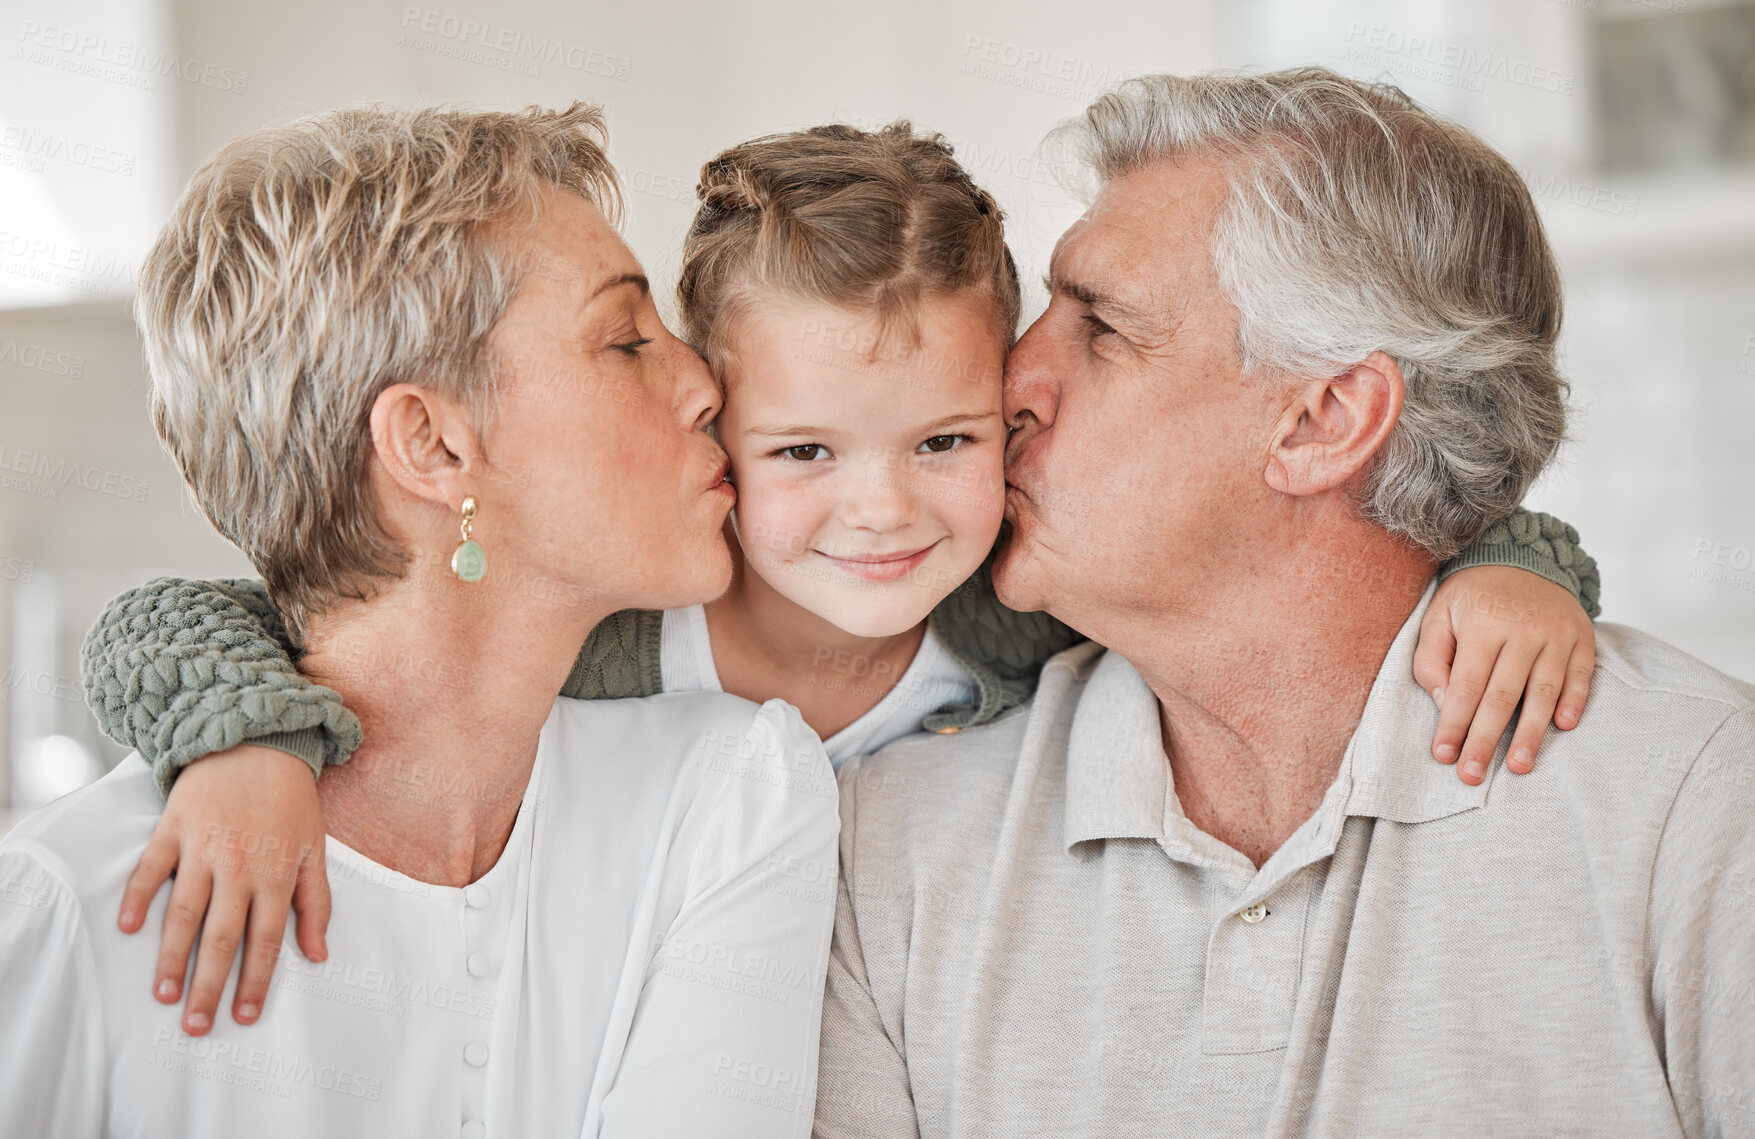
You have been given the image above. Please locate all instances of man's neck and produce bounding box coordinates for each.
[297,568,605,887]
[1092,529,1436,869]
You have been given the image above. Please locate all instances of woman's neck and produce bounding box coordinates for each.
[296,567,606,887]
[703,538,927,742]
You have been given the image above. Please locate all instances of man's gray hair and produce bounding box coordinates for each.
[1051,68,1567,559]
[136,102,622,643]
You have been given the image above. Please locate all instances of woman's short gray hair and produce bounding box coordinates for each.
[136,102,621,643]
[1050,68,1567,560]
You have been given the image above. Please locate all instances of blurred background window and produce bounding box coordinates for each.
[1595,0,1755,172]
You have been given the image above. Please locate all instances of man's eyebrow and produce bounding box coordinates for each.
[1046,271,1158,331]
[588,272,649,301]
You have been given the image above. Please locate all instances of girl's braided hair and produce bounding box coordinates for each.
[678,121,1020,371]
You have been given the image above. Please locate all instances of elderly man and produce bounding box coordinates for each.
[813,69,1755,1138]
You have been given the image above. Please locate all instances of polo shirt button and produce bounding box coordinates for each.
[464,1041,489,1067]
[460,1121,486,1139]
[1240,903,1269,924]
[464,883,491,909]
[467,952,490,978]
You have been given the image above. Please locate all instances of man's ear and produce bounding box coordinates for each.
[1263,350,1405,497]
[367,383,486,511]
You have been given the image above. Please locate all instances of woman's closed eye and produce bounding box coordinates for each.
[1082,313,1116,340]
[614,336,653,358]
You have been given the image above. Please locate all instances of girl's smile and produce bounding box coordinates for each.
[818,538,943,581]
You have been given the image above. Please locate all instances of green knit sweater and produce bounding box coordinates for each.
[80,507,1600,799]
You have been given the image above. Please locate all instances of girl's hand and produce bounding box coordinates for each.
[1414,566,1596,785]
[116,745,329,1036]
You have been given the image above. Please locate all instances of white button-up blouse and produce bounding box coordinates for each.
[0,691,840,1138]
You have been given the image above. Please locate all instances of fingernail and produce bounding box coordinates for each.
[119,909,138,928]
[1461,758,1485,781]
[236,1003,259,1022]
[1512,747,1532,771]
[1432,686,1445,709]
[156,979,179,1001]
[185,1012,210,1033]
[1435,743,1458,763]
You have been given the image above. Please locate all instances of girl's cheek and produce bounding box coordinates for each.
[738,474,830,560]
[927,453,1007,524]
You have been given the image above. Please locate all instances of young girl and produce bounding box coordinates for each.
[82,122,1602,1038]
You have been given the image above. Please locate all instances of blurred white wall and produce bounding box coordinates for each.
[1,0,1750,826]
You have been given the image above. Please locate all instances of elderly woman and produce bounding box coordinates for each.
[0,103,837,1138]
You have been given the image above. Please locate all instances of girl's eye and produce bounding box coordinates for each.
[918,435,968,454]
[615,337,653,357]
[779,444,828,462]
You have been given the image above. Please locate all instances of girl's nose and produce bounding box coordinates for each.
[837,459,919,533]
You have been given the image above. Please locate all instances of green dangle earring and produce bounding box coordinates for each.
[451,495,487,582]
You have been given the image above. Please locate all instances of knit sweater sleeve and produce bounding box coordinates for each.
[79,577,363,802]
[78,578,662,801]
[557,608,666,701]
[1437,506,1602,619]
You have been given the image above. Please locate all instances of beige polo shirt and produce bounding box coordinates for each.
[815,583,1755,1138]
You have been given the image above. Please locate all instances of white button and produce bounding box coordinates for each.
[1240,903,1269,924]
[464,883,491,909]
[466,952,490,978]
[460,1122,486,1139]
[463,1041,489,1067]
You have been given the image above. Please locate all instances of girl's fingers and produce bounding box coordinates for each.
[180,872,252,1036]
[290,838,332,964]
[1505,645,1569,774]
[231,895,290,1026]
[1431,634,1506,765]
[152,860,212,1008]
[1412,604,1458,705]
[1556,633,1597,730]
[118,830,179,934]
[1455,641,1542,785]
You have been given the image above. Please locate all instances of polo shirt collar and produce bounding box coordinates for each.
[1062,577,1492,854]
[1336,578,1496,824]
[1063,646,1171,851]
